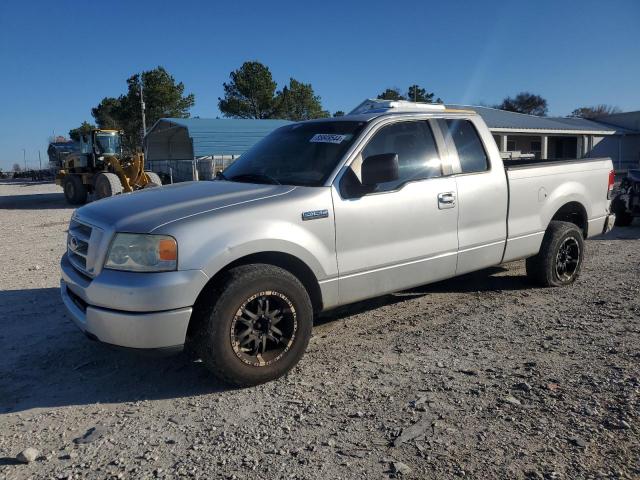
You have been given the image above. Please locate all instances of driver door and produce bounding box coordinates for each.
[332,119,459,305]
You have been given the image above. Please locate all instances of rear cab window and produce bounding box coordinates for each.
[444,119,489,173]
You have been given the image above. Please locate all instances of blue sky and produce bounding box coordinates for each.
[1,0,639,171]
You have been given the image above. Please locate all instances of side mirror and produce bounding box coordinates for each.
[361,153,399,186]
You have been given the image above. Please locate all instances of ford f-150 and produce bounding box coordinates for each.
[60,99,616,385]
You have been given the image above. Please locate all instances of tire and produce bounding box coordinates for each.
[526,221,585,287]
[144,171,162,187]
[192,264,313,386]
[63,175,87,205]
[611,198,634,226]
[94,172,123,200]
[614,212,634,227]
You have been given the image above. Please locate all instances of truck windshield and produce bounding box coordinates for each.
[95,133,121,155]
[222,121,366,186]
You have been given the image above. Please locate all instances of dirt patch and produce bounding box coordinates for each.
[0,182,638,479]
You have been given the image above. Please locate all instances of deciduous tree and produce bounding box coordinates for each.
[118,67,194,150]
[69,121,96,142]
[496,92,548,116]
[569,104,621,119]
[377,85,442,103]
[377,88,405,101]
[86,67,194,151]
[91,97,122,130]
[407,85,434,103]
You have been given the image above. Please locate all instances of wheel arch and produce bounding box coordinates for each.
[186,251,324,345]
[550,201,588,237]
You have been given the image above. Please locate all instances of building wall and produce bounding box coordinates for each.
[589,134,640,170]
[590,112,640,169]
[621,135,640,168]
[492,134,540,156]
[492,133,579,160]
[146,127,193,161]
[599,111,640,132]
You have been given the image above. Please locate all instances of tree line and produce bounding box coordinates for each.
[492,93,620,119]
[69,62,621,151]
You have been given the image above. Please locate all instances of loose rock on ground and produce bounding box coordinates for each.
[1,181,638,479]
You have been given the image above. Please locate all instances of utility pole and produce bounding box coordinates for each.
[22,149,26,171]
[38,150,42,170]
[140,77,147,148]
[139,75,148,169]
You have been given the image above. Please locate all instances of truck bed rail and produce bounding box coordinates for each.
[504,157,612,170]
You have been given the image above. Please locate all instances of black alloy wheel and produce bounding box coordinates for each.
[230,291,298,367]
[554,237,580,282]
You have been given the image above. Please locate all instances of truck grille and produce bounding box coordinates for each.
[67,218,100,278]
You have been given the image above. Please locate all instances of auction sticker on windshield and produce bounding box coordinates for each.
[309,134,348,144]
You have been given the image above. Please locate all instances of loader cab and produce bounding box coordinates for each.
[78,130,122,157]
[79,133,93,155]
[93,130,122,156]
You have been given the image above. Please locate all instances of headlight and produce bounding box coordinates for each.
[104,233,177,272]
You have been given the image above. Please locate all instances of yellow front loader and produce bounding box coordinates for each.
[55,129,162,205]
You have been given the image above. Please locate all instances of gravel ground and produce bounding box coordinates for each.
[0,180,638,480]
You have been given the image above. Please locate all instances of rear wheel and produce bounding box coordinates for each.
[63,175,87,205]
[94,172,123,200]
[526,221,584,287]
[144,171,162,187]
[192,264,313,386]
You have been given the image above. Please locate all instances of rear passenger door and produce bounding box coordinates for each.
[439,118,508,274]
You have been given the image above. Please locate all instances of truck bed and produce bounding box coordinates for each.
[502,157,613,263]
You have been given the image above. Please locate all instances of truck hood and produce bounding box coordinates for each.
[75,181,296,233]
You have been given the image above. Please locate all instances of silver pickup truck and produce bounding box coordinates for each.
[60,101,616,385]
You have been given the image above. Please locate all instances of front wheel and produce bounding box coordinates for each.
[144,171,162,188]
[192,264,313,386]
[526,221,585,287]
[94,172,123,200]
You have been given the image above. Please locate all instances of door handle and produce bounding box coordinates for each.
[438,192,456,209]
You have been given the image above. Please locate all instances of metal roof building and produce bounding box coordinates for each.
[145,109,640,182]
[145,118,290,181]
[449,105,630,134]
[448,105,639,169]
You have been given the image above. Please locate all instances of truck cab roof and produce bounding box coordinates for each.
[302,98,478,124]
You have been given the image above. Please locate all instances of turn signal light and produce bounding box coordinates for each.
[158,239,177,261]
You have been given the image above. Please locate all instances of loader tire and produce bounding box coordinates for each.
[144,171,162,187]
[63,175,87,205]
[526,221,584,287]
[94,172,123,200]
[191,264,313,387]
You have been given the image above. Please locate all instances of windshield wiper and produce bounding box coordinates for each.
[228,173,281,185]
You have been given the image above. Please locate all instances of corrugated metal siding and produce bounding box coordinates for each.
[153,118,291,157]
[448,105,631,134]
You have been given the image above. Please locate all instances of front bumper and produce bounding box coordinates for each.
[60,254,209,349]
[61,281,191,348]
